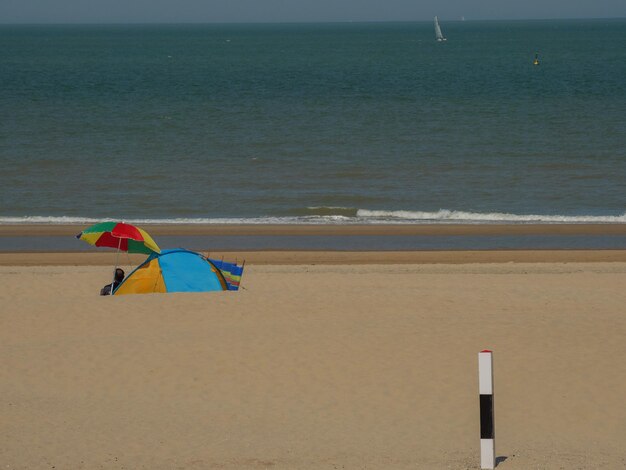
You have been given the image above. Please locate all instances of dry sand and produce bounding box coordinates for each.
[2,261,626,469]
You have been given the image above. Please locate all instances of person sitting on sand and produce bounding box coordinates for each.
[100,268,124,296]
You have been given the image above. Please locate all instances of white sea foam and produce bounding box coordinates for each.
[0,215,286,225]
[0,215,345,225]
[0,210,625,225]
[355,209,626,223]
[0,216,106,224]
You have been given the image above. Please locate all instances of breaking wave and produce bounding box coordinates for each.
[354,209,626,223]
[1,209,625,225]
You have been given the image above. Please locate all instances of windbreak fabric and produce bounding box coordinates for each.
[209,259,244,291]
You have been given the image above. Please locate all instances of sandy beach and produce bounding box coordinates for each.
[5,12,626,470]
[2,255,626,469]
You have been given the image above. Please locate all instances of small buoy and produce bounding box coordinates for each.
[533,53,540,65]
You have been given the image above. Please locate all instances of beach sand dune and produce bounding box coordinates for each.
[2,263,626,469]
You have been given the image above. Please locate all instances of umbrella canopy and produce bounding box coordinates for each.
[77,221,160,254]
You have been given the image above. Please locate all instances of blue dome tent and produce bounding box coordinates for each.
[113,249,233,295]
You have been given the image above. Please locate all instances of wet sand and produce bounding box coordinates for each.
[2,223,626,237]
[1,223,626,265]
[1,249,626,266]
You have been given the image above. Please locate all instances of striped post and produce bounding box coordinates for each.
[479,350,495,469]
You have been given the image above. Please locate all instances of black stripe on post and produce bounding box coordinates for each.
[479,394,494,439]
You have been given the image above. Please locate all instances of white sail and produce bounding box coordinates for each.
[434,16,446,41]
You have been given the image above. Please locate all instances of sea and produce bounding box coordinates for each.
[1,19,625,225]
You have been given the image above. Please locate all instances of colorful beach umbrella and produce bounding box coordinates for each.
[77,222,160,254]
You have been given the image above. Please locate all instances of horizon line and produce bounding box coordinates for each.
[1,16,625,26]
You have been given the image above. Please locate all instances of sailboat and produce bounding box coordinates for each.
[434,16,447,42]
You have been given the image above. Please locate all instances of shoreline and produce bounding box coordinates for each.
[2,249,626,266]
[2,224,625,263]
[1,223,626,237]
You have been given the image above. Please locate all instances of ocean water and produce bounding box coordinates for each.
[1,20,625,224]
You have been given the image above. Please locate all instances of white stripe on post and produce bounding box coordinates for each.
[479,350,495,469]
